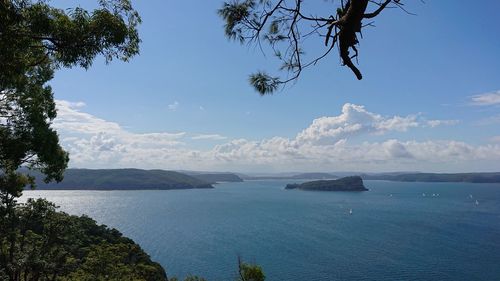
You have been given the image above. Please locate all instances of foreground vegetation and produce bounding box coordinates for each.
[0,198,167,281]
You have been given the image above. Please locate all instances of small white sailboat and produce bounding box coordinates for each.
[349,208,353,215]
[469,194,473,199]
[475,200,479,206]
[422,193,426,197]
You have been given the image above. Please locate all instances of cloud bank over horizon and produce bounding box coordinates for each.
[53,100,500,173]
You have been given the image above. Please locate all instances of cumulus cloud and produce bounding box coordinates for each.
[294,103,448,145]
[53,101,500,172]
[54,100,122,134]
[55,100,186,167]
[210,137,500,172]
[470,90,500,106]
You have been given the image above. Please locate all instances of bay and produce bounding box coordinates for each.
[21,180,500,281]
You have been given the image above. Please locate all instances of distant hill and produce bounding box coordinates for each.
[285,176,368,191]
[192,173,243,183]
[361,172,500,183]
[291,173,337,179]
[28,169,214,190]
[242,172,337,180]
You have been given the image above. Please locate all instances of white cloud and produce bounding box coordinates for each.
[426,119,459,128]
[209,137,500,172]
[53,101,500,172]
[55,100,186,167]
[470,90,500,106]
[54,100,122,134]
[191,134,227,141]
[295,103,438,145]
[168,101,180,111]
[66,101,86,108]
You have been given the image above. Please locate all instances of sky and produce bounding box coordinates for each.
[49,0,500,173]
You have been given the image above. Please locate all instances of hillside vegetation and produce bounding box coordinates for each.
[29,169,214,190]
[0,199,167,281]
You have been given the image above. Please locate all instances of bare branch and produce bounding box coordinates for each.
[219,0,412,93]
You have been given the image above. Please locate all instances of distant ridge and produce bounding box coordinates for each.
[361,172,500,183]
[29,169,214,190]
[192,173,243,183]
[21,169,500,190]
[242,172,337,180]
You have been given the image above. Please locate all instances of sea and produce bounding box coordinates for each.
[20,180,500,281]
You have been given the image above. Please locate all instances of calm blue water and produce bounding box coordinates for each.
[21,180,500,281]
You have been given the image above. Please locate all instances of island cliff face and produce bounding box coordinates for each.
[285,176,368,191]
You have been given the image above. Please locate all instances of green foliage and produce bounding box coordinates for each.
[1,1,143,279]
[248,72,279,95]
[0,0,141,205]
[218,0,257,43]
[238,260,265,281]
[169,276,207,281]
[0,198,167,281]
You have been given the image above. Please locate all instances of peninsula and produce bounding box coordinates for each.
[29,169,214,190]
[285,176,368,191]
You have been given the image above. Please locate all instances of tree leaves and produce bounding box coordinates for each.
[249,72,280,95]
[0,198,168,281]
[0,0,142,203]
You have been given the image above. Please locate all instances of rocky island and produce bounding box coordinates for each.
[285,176,368,191]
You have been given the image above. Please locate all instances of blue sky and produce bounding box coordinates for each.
[50,0,500,173]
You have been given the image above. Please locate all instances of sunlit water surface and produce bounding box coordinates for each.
[21,180,500,281]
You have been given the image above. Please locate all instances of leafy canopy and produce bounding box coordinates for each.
[0,198,167,281]
[0,0,141,205]
[1,1,141,279]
